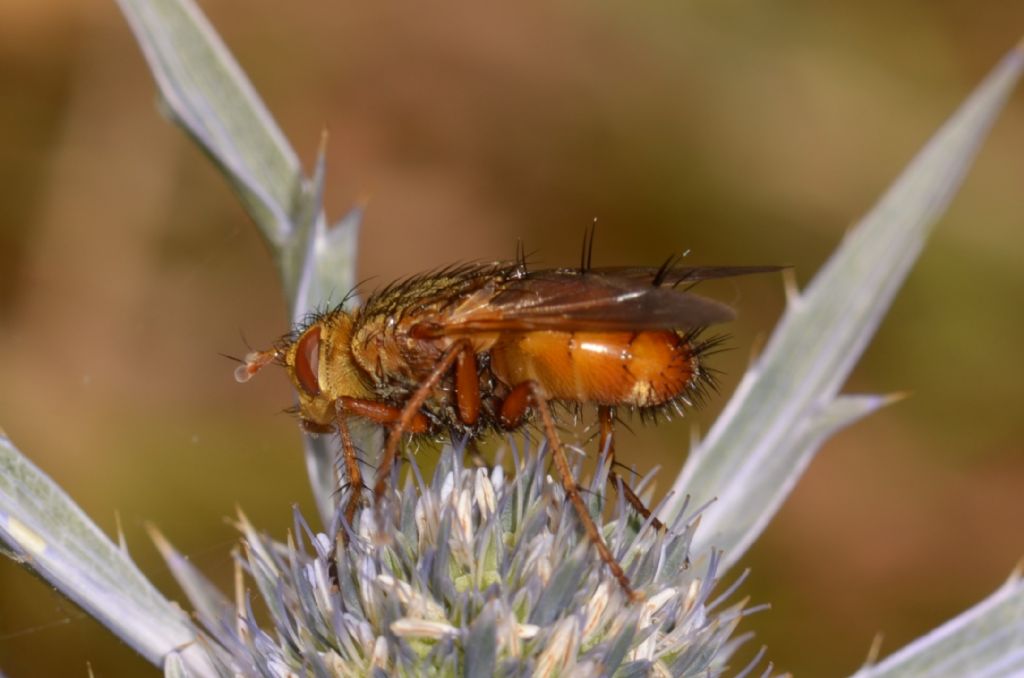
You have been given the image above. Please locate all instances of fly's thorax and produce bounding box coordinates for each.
[350,312,407,386]
[349,312,446,387]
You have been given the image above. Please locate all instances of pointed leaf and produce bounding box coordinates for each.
[0,434,216,675]
[116,0,301,246]
[849,571,1024,678]
[665,44,1024,569]
[697,394,896,563]
[149,526,236,644]
[118,0,363,527]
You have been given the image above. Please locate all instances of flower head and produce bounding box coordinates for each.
[168,440,761,676]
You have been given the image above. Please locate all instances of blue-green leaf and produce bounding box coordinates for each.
[116,0,301,247]
[849,571,1024,678]
[665,44,1024,570]
[0,434,216,676]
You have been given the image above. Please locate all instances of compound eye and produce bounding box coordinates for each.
[294,326,322,397]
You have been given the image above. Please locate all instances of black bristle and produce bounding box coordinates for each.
[580,219,597,273]
[653,253,681,287]
[514,239,528,276]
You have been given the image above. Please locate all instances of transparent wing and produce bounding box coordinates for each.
[419,267,779,335]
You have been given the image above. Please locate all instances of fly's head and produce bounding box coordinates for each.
[236,310,371,433]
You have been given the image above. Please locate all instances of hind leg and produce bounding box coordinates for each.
[598,406,664,531]
[503,383,641,602]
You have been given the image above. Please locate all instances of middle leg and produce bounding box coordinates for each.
[373,340,471,501]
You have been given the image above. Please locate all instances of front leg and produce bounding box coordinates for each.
[337,397,429,432]
[334,405,364,537]
[331,396,430,528]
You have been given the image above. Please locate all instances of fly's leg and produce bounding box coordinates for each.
[598,406,664,531]
[463,440,489,468]
[326,407,363,587]
[333,405,364,536]
[331,397,430,527]
[525,383,642,602]
[373,340,470,501]
[455,348,490,468]
[337,398,430,432]
[454,347,480,425]
[498,382,532,429]
[327,394,431,581]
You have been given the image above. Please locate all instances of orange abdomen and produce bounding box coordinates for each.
[489,330,697,407]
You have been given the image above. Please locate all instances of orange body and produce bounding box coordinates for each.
[490,330,696,407]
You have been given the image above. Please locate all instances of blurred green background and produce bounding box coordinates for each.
[1,1,1022,675]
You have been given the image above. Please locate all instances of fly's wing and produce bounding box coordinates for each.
[421,268,752,336]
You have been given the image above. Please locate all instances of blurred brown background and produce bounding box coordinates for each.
[1,1,1022,675]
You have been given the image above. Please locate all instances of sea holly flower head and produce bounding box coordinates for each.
[160,445,760,675]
